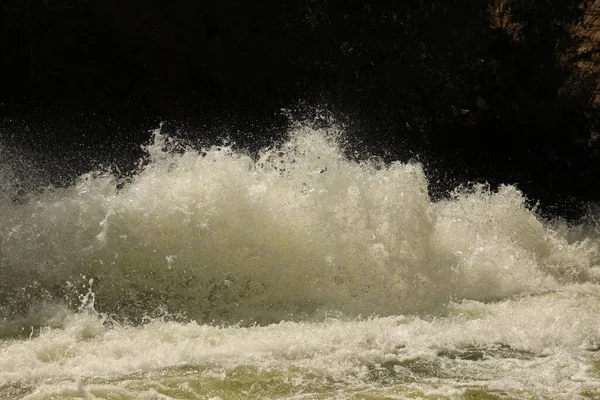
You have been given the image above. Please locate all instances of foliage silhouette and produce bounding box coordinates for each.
[0,0,598,217]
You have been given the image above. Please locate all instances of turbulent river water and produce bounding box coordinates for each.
[1,123,600,399]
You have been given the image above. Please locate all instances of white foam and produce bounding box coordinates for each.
[2,124,598,325]
[1,291,600,398]
[2,122,600,398]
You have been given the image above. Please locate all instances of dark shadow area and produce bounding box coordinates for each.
[1,0,599,218]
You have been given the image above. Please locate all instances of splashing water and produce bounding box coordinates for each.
[1,122,600,399]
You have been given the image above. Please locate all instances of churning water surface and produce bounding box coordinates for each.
[1,123,600,399]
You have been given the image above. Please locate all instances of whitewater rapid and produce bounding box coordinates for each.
[1,122,600,399]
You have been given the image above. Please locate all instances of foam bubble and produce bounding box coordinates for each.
[2,122,600,397]
[1,292,600,398]
[0,123,599,325]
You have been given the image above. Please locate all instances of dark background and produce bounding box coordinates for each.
[1,0,600,218]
